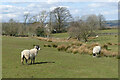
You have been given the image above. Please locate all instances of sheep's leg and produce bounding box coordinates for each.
[30,59,33,64]
[21,55,25,64]
[98,51,101,57]
[33,57,35,64]
[25,59,28,64]
[21,57,24,64]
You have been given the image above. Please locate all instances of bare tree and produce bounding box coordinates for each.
[68,15,100,42]
[51,7,72,32]
[85,14,99,36]
[24,13,30,25]
[98,14,106,30]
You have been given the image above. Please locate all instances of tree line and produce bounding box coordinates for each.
[2,7,106,42]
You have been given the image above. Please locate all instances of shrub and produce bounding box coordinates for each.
[51,43,58,48]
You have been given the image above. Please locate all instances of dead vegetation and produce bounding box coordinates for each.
[37,37,118,58]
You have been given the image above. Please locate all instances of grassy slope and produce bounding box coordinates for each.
[2,36,118,78]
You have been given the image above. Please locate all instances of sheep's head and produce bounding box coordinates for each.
[33,45,41,50]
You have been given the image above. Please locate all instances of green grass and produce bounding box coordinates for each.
[2,36,118,78]
[97,29,118,33]
[51,29,118,39]
[51,33,69,39]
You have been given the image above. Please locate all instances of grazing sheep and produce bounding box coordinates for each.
[21,45,40,64]
[96,35,99,38]
[93,46,101,57]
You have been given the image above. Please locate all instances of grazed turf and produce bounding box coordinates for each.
[2,36,118,78]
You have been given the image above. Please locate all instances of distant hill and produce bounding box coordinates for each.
[106,20,118,27]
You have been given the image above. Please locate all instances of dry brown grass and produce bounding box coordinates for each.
[66,47,73,53]
[88,37,96,39]
[37,37,118,57]
[101,49,118,57]
[102,44,108,50]
[87,43,100,50]
[71,42,82,46]
[57,44,70,51]
[47,39,52,42]
[72,49,78,54]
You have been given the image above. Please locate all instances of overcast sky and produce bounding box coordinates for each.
[0,0,118,22]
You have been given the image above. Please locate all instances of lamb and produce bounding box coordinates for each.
[21,45,40,64]
[93,46,101,57]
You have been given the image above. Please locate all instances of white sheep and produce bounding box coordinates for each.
[93,46,101,57]
[96,35,99,38]
[21,45,40,64]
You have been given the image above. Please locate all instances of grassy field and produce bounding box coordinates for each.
[2,35,118,78]
[51,29,118,39]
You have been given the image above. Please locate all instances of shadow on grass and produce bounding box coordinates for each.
[28,61,55,65]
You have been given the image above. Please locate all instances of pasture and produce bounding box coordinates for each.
[2,29,118,78]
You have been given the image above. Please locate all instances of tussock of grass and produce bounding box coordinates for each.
[71,42,82,46]
[55,42,118,57]
[72,49,78,54]
[57,44,67,51]
[47,39,52,42]
[51,43,58,48]
[101,49,118,57]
